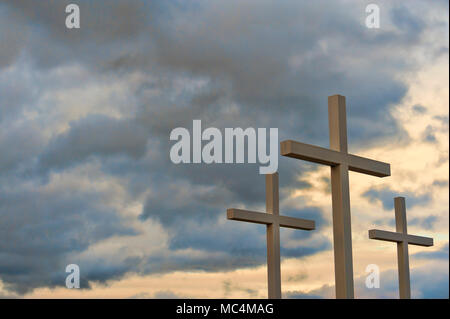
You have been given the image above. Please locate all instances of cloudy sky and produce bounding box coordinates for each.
[0,0,448,298]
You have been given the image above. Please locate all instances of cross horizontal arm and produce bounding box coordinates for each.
[347,154,390,177]
[227,209,274,225]
[279,216,315,230]
[369,229,434,247]
[369,229,404,243]
[280,140,390,177]
[406,234,433,247]
[281,140,342,166]
[227,209,315,231]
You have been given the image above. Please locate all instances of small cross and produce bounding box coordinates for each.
[226,172,315,299]
[369,196,434,299]
[280,95,391,298]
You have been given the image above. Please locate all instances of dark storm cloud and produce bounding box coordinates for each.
[135,0,415,149]
[390,5,426,37]
[362,187,431,211]
[0,124,45,173]
[0,72,34,122]
[1,0,159,69]
[0,5,28,68]
[0,187,136,293]
[0,0,445,295]
[78,256,142,285]
[0,0,422,147]
[39,114,148,172]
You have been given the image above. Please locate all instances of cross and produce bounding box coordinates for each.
[226,172,315,299]
[369,196,433,299]
[280,95,391,298]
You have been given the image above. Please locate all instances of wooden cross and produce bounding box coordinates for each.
[226,172,315,299]
[369,196,434,299]
[280,95,391,298]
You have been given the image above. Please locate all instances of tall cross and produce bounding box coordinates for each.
[226,172,315,299]
[369,196,434,299]
[280,95,391,298]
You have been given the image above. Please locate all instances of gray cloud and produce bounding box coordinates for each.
[39,115,148,172]
[422,125,438,143]
[152,290,182,299]
[374,215,439,231]
[409,215,438,230]
[0,124,45,173]
[434,115,449,126]
[362,187,432,211]
[223,279,258,298]
[412,104,427,114]
[432,179,449,187]
[390,5,426,37]
[2,0,158,69]
[0,187,136,293]
[412,243,449,261]
[0,5,28,68]
[284,290,322,299]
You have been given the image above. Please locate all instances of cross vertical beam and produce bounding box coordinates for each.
[266,174,281,299]
[395,197,410,299]
[328,95,354,299]
[329,95,348,153]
